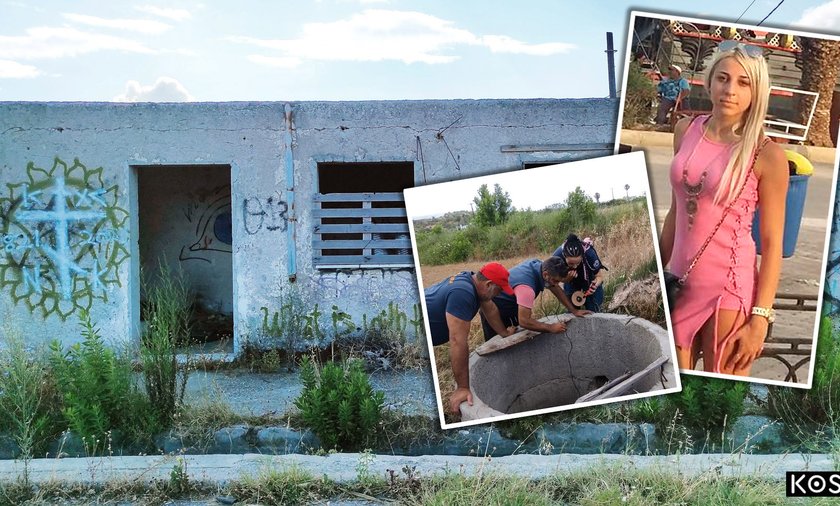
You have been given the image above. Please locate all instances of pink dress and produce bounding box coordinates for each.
[669,115,759,372]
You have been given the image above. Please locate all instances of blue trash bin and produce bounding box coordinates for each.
[752,174,810,258]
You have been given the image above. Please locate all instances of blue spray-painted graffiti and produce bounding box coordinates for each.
[0,157,129,320]
[180,184,232,263]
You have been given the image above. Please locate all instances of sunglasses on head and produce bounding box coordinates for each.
[718,39,765,58]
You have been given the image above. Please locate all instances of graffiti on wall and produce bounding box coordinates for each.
[0,158,129,320]
[179,184,232,263]
[243,194,288,235]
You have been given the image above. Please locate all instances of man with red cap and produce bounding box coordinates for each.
[424,262,514,415]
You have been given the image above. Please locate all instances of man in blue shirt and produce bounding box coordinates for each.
[555,235,607,312]
[481,256,580,340]
[425,262,514,415]
[656,64,690,125]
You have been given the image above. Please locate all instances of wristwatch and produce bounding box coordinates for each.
[751,306,776,324]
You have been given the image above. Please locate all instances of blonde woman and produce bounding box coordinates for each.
[660,40,788,376]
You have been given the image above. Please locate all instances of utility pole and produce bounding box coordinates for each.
[606,32,617,99]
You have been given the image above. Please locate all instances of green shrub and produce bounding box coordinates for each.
[49,310,156,454]
[294,357,385,450]
[767,316,840,447]
[622,60,657,128]
[664,375,747,433]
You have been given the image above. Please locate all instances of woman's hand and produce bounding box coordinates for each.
[724,317,769,371]
[584,279,600,296]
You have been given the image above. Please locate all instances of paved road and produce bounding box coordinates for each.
[630,140,837,384]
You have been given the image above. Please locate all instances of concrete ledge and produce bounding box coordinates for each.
[0,452,831,486]
[620,129,838,164]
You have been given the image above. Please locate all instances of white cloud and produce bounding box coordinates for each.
[229,9,575,66]
[247,54,301,68]
[113,76,194,102]
[794,0,840,31]
[0,59,40,78]
[62,13,172,34]
[134,5,192,21]
[0,26,156,60]
[480,35,575,55]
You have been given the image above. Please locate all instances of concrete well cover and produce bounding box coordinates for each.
[461,313,672,421]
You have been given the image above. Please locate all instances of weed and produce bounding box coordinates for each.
[256,348,283,373]
[49,310,157,455]
[626,396,664,422]
[230,465,338,505]
[140,262,192,430]
[168,457,190,495]
[141,261,193,348]
[410,303,426,340]
[356,448,377,485]
[294,356,385,451]
[338,301,424,370]
[260,285,328,369]
[0,326,58,484]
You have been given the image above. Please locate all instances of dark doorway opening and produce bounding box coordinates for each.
[136,164,233,354]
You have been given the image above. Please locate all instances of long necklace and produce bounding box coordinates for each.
[680,120,732,229]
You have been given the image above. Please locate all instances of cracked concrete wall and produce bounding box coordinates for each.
[0,99,616,350]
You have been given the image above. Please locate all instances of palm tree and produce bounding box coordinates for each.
[624,184,630,199]
[797,38,840,147]
[594,192,600,204]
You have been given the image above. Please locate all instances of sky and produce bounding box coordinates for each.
[403,152,652,219]
[1,0,839,102]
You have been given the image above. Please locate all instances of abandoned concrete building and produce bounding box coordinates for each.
[0,99,616,353]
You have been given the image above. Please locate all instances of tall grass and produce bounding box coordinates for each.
[141,263,193,428]
[0,325,56,486]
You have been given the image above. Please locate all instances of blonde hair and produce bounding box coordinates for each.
[703,46,770,205]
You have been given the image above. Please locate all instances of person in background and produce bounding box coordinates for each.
[656,64,691,125]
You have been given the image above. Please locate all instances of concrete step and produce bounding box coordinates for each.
[0,452,831,487]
